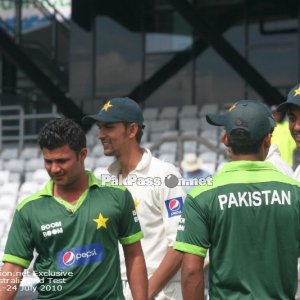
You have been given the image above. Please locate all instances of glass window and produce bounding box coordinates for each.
[95,16,142,98]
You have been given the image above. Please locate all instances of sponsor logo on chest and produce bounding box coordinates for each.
[56,243,103,269]
[41,221,64,237]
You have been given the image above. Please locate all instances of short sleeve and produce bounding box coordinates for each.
[174,194,210,257]
[118,189,143,245]
[3,209,34,268]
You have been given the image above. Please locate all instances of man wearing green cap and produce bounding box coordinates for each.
[174,100,300,299]
[277,83,300,299]
[277,83,300,180]
[83,97,186,300]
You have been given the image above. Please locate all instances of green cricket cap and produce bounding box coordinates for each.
[206,100,276,143]
[277,83,300,111]
[82,97,145,128]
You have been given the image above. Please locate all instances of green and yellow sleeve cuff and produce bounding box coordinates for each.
[120,231,144,245]
[2,254,31,268]
[174,241,207,257]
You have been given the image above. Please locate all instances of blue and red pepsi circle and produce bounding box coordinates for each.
[63,251,76,266]
[165,197,183,218]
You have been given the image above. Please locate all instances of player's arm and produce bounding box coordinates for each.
[148,247,182,299]
[123,241,148,300]
[148,166,186,298]
[0,262,24,300]
[181,253,205,300]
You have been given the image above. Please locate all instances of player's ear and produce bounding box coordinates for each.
[127,123,139,139]
[222,132,229,147]
[80,148,88,161]
[263,133,272,148]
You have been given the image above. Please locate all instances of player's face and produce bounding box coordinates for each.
[42,144,87,188]
[287,105,300,148]
[97,122,131,157]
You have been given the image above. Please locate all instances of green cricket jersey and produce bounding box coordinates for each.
[3,171,143,300]
[175,161,300,299]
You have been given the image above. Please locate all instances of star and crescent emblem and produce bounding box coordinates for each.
[101,101,113,111]
[228,102,237,112]
[294,86,300,96]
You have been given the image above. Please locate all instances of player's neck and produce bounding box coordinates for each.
[231,153,264,161]
[53,172,89,205]
[231,145,268,161]
[117,146,143,178]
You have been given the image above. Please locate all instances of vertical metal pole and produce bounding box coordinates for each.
[92,13,96,99]
[191,0,196,105]
[51,13,57,60]
[141,0,146,106]
[298,1,300,82]
[191,31,196,105]
[15,0,22,44]
[244,0,249,99]
[0,117,3,151]
[19,106,24,150]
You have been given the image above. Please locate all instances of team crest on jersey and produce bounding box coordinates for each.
[93,213,109,230]
[165,197,183,218]
[56,243,103,270]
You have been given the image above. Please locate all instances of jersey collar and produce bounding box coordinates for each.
[39,171,101,196]
[107,147,152,175]
[219,160,278,174]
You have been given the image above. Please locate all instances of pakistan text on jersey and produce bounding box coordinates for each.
[218,190,291,210]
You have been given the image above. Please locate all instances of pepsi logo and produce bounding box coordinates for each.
[63,251,75,266]
[169,199,180,211]
[57,243,103,269]
[165,197,183,218]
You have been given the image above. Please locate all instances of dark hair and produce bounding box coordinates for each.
[123,122,144,144]
[38,118,86,153]
[228,128,266,155]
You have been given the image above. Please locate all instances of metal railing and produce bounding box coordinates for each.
[149,132,227,173]
[0,0,70,69]
[0,105,60,151]
[29,0,70,62]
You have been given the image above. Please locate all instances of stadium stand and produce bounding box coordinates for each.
[158,153,177,165]
[0,147,19,160]
[158,141,177,155]
[199,103,219,116]
[142,107,160,121]
[179,105,199,118]
[158,106,179,120]
[84,156,96,171]
[20,145,40,160]
[90,143,104,158]
[179,117,202,133]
